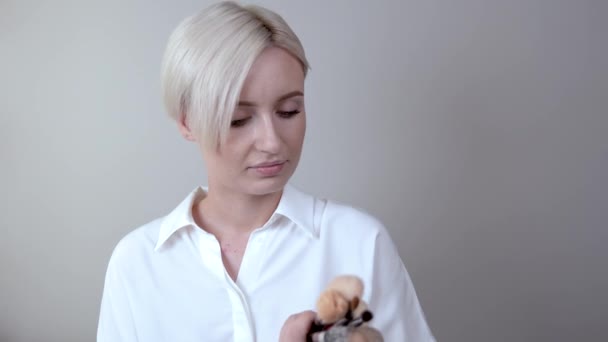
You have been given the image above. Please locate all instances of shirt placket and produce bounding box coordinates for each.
[198,230,258,342]
[225,275,255,342]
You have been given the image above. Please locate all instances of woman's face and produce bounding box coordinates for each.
[202,46,306,196]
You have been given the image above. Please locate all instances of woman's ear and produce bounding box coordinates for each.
[177,115,196,142]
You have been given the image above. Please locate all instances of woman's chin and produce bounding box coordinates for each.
[246,177,290,196]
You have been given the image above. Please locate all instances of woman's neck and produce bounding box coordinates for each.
[193,185,283,237]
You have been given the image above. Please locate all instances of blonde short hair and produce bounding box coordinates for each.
[161,1,309,148]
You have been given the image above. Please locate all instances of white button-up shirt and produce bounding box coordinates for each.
[97,184,435,341]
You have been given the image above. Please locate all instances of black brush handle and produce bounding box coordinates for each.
[306,321,325,342]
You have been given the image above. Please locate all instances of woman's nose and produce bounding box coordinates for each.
[254,115,281,153]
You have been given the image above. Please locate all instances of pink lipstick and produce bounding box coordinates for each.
[250,161,286,177]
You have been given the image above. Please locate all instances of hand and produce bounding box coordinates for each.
[279,310,316,342]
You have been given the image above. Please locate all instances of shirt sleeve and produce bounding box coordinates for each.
[367,226,436,342]
[97,251,139,342]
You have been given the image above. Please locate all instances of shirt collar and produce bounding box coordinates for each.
[155,183,317,252]
[274,183,317,238]
[154,187,204,252]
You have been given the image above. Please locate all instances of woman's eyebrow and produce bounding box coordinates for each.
[276,90,304,102]
[238,90,304,107]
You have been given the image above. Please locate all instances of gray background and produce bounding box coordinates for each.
[1,0,607,341]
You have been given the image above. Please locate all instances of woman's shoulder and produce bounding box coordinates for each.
[323,199,382,225]
[314,195,389,238]
[107,217,164,267]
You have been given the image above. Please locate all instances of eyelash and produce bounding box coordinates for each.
[278,110,301,118]
[230,118,250,128]
[230,110,301,128]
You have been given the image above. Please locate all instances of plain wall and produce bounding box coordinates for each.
[1,0,607,341]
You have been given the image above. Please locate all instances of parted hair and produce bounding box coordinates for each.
[161,1,309,147]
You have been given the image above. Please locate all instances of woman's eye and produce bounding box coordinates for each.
[277,110,301,118]
[230,117,250,127]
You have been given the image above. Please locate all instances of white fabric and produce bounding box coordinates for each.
[97,184,435,341]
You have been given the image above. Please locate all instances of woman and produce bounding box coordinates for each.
[98,2,435,341]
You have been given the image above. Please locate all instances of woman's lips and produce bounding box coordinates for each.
[250,161,286,177]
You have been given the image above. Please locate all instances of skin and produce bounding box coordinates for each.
[279,311,317,342]
[178,46,313,341]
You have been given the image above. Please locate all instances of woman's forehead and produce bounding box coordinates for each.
[238,47,305,103]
